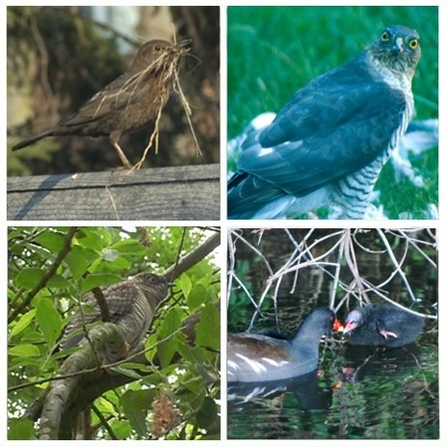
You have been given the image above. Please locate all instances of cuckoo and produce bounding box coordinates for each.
[228,25,421,219]
[60,273,170,356]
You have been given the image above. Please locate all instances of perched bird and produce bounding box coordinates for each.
[227,308,338,382]
[12,39,189,169]
[228,115,438,219]
[60,273,170,355]
[24,273,170,427]
[343,304,425,347]
[228,25,421,219]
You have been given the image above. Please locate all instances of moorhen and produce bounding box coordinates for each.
[343,304,425,347]
[227,307,338,382]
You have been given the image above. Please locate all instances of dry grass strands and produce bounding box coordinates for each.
[116,39,191,170]
[129,39,202,171]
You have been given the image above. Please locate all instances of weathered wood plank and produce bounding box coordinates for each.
[8,164,220,221]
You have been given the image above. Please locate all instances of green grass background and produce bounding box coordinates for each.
[227,6,438,219]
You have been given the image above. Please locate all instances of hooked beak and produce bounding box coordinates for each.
[392,37,404,54]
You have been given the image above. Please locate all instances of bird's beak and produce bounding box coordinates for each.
[333,318,344,332]
[392,37,404,54]
[343,320,357,334]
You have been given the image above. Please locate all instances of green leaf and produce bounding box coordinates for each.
[9,309,36,339]
[80,273,121,293]
[109,420,132,440]
[36,229,66,252]
[157,307,182,367]
[9,344,40,357]
[35,297,63,347]
[144,333,158,362]
[178,273,192,299]
[75,227,111,252]
[195,302,220,349]
[112,238,146,255]
[90,256,132,272]
[187,283,208,310]
[109,365,143,380]
[47,274,71,289]
[196,396,218,430]
[94,396,117,417]
[8,418,36,440]
[15,268,45,289]
[121,389,155,437]
[65,245,98,278]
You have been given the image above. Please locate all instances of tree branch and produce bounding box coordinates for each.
[164,230,220,280]
[23,229,220,439]
[8,227,78,323]
[39,322,129,440]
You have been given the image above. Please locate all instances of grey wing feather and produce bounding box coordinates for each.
[229,60,407,216]
[59,288,134,351]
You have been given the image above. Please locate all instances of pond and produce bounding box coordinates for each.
[226,228,438,440]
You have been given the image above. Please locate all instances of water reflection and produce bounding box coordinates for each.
[342,343,421,383]
[229,370,332,410]
[227,228,438,440]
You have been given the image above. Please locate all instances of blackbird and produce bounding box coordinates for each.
[12,39,189,169]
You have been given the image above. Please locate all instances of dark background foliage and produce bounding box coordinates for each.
[8,6,220,175]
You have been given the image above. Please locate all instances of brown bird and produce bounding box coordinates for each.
[12,39,189,169]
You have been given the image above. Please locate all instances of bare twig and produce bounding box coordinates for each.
[376,228,418,302]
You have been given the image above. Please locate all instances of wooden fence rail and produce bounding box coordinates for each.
[7,164,220,221]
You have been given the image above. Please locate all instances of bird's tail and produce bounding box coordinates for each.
[11,130,54,151]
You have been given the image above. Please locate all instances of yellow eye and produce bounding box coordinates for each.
[409,38,418,50]
[381,31,390,42]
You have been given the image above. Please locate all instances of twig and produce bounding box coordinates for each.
[376,228,418,302]
[8,227,78,323]
[92,405,119,440]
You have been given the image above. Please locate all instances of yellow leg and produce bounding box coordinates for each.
[110,133,133,169]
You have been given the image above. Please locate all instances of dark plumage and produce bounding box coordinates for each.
[12,39,188,169]
[228,25,421,219]
[60,273,169,353]
[227,308,337,382]
[343,304,425,347]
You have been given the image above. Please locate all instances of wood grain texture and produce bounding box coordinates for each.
[7,164,220,220]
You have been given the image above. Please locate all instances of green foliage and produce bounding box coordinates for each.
[7,226,220,440]
[8,418,35,441]
[196,302,220,350]
[157,307,184,368]
[121,389,157,437]
[35,297,63,346]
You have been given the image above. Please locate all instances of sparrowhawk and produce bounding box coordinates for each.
[228,25,421,219]
[60,273,169,355]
